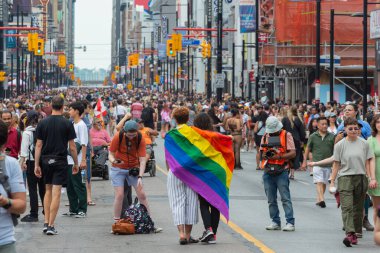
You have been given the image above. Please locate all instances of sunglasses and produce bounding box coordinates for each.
[347,127,359,131]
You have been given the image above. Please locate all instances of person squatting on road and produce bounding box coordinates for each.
[330,117,378,247]
[260,116,296,232]
[0,120,26,253]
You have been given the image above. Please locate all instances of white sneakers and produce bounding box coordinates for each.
[266,222,295,231]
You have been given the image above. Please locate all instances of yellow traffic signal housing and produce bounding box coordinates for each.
[34,38,44,56]
[0,71,6,82]
[200,40,207,58]
[172,33,182,51]
[58,55,67,68]
[206,43,211,58]
[133,54,139,66]
[28,33,38,52]
[128,55,133,67]
[166,39,176,57]
[115,65,120,73]
[69,64,74,72]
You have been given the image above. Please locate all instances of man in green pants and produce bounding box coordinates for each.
[63,101,88,218]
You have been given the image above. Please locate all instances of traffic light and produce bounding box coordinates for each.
[34,38,44,56]
[69,64,74,72]
[172,33,182,52]
[166,39,176,57]
[128,55,133,67]
[0,71,6,82]
[200,40,207,58]
[27,33,38,52]
[206,43,211,58]
[115,65,120,73]
[58,55,67,68]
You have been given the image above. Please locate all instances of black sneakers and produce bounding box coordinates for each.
[21,214,38,222]
[43,223,48,233]
[46,226,58,235]
[199,228,214,243]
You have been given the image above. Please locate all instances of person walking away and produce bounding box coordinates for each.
[19,111,45,222]
[62,102,88,218]
[329,117,377,247]
[260,116,296,231]
[0,120,26,253]
[34,96,79,235]
[301,117,335,208]
[131,97,144,119]
[114,98,127,124]
[227,109,244,170]
[282,106,306,180]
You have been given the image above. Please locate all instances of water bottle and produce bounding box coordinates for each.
[81,170,86,184]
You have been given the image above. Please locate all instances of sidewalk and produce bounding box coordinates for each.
[15,172,259,253]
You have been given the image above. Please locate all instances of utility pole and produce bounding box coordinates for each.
[363,0,368,116]
[0,0,5,98]
[329,9,334,103]
[216,0,223,101]
[16,5,20,96]
[255,0,260,100]
[241,39,245,99]
[206,0,212,99]
[315,0,321,102]
[232,42,235,99]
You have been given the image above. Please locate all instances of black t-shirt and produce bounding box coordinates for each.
[36,115,76,158]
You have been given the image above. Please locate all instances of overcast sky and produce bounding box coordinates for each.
[75,0,112,70]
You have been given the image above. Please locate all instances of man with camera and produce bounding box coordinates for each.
[109,120,150,222]
[260,116,296,231]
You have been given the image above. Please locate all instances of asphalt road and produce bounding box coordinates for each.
[15,137,378,253]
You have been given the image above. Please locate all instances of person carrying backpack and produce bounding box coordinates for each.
[18,111,45,222]
[109,120,162,233]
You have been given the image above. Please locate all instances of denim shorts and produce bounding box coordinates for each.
[110,167,138,187]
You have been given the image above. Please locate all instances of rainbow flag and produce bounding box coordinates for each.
[164,124,234,220]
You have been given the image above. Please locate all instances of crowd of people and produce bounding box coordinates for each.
[0,86,379,251]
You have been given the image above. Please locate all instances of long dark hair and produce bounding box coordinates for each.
[371,114,380,137]
[193,113,213,131]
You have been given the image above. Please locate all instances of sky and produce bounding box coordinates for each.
[75,0,112,70]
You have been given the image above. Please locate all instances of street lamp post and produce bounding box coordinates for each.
[330,9,334,103]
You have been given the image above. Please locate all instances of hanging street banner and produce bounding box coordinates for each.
[239,5,256,33]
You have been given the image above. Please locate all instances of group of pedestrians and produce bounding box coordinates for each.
[0,87,380,252]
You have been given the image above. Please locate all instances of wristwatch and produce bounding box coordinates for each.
[2,199,12,209]
[137,176,143,179]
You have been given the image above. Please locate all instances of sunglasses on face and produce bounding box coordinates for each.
[347,127,359,131]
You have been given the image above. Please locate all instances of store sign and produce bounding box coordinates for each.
[371,9,380,39]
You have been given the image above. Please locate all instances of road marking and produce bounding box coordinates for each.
[156,165,275,253]
[296,180,311,186]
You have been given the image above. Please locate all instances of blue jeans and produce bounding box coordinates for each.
[263,171,295,226]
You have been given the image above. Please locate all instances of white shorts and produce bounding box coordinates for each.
[313,166,331,184]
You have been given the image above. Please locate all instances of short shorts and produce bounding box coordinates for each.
[110,167,138,188]
[313,166,331,184]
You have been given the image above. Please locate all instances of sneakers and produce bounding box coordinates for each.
[62,211,77,217]
[199,228,214,242]
[343,233,354,247]
[265,222,281,231]
[46,226,58,235]
[208,235,216,244]
[363,216,374,231]
[43,223,48,233]
[282,223,295,232]
[316,201,326,208]
[351,234,358,245]
[21,214,38,222]
[75,212,86,218]
[154,227,163,233]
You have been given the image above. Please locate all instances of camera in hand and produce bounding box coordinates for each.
[261,136,282,160]
[128,168,140,177]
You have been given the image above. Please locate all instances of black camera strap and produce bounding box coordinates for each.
[0,158,19,226]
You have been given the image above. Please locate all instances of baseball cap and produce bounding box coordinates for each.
[123,120,138,132]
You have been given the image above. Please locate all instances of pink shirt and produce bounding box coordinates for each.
[131,102,143,119]
[90,128,111,147]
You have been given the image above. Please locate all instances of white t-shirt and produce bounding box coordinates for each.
[113,105,127,118]
[73,120,88,162]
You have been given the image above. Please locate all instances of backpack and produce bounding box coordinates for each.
[141,107,151,123]
[28,130,37,160]
[122,198,155,234]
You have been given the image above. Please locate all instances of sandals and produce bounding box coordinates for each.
[179,238,188,245]
[87,201,96,206]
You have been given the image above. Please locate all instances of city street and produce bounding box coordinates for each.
[15,138,378,253]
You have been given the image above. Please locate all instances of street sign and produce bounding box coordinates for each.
[222,65,233,70]
[182,39,201,47]
[320,54,341,66]
[371,9,380,39]
[214,73,224,88]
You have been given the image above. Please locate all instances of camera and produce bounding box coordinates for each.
[128,168,140,177]
[261,135,282,160]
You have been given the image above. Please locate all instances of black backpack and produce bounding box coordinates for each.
[122,197,155,234]
[141,107,151,123]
